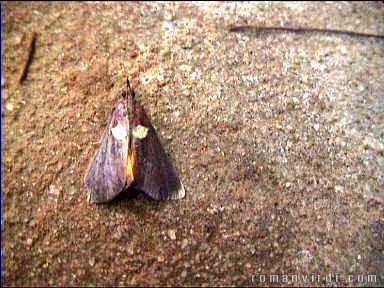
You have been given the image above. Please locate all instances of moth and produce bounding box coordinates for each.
[84,79,185,203]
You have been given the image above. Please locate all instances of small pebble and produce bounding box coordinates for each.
[157,255,165,263]
[6,103,14,111]
[168,229,177,240]
[181,239,188,249]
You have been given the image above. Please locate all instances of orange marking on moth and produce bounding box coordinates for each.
[127,150,135,180]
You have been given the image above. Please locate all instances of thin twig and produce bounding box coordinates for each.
[228,26,384,40]
[19,31,37,84]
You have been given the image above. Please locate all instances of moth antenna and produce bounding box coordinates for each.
[126,78,136,99]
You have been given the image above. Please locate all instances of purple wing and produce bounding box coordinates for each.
[130,98,185,200]
[84,98,133,203]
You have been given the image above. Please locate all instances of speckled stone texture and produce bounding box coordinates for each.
[3,2,383,286]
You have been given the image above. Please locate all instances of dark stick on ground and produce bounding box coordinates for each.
[229,26,384,40]
[18,31,37,84]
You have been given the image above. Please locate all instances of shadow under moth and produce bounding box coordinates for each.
[84,79,185,203]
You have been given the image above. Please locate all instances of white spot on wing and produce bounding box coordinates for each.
[132,125,149,139]
[111,124,127,140]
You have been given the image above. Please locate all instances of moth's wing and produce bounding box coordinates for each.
[84,98,133,203]
[130,99,185,200]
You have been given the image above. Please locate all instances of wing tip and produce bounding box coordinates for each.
[169,180,186,200]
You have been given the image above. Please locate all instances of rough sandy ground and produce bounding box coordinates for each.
[3,2,384,286]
